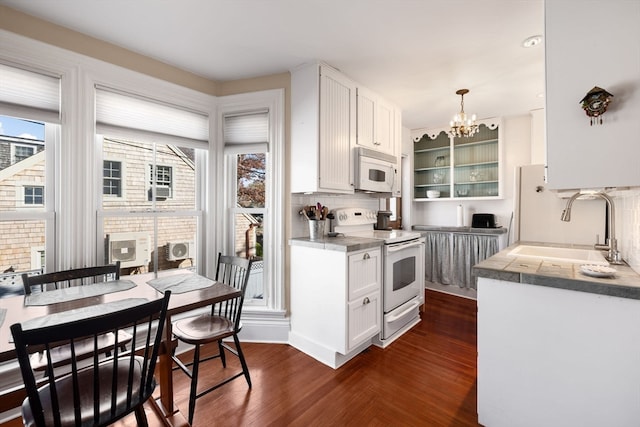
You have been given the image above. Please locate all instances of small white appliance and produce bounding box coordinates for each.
[333,208,425,346]
[354,148,397,193]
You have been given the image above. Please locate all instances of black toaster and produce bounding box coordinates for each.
[472,213,498,228]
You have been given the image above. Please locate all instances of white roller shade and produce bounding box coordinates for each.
[95,87,209,149]
[0,62,60,123]
[223,111,269,153]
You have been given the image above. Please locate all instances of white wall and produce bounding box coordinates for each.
[411,114,531,243]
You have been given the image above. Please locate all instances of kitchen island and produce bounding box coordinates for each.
[474,242,640,427]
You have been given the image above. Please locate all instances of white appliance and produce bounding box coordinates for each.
[517,165,606,246]
[333,208,424,346]
[107,232,150,268]
[354,148,397,193]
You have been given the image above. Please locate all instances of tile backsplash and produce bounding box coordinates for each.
[291,193,381,239]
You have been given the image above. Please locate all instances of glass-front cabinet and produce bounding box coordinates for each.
[412,118,502,200]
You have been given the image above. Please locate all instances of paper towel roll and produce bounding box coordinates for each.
[457,205,464,227]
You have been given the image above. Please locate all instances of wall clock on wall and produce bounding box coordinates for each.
[580,86,613,125]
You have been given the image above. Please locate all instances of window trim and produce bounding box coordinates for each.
[217,89,285,315]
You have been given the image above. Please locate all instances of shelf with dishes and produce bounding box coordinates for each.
[412,119,502,201]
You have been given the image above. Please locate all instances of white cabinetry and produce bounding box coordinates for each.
[356,86,397,157]
[545,0,640,189]
[289,244,382,368]
[291,63,356,194]
[478,277,640,427]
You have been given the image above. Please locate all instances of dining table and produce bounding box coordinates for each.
[0,268,241,427]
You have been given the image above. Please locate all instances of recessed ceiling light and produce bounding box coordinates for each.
[522,35,542,48]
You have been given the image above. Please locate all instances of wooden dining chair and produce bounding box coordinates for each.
[20,261,130,374]
[10,291,171,427]
[171,253,253,424]
[21,261,121,295]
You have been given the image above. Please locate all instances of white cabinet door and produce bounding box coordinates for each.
[356,86,398,157]
[348,248,381,300]
[291,62,355,194]
[319,66,356,192]
[347,290,380,351]
[375,97,395,156]
[545,0,640,189]
[356,86,377,151]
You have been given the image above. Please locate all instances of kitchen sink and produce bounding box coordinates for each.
[507,245,609,265]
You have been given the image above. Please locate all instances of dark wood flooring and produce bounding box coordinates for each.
[4,290,479,427]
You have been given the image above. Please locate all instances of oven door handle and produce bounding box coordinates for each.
[387,299,420,322]
[386,239,423,252]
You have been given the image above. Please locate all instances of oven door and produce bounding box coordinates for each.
[383,238,425,313]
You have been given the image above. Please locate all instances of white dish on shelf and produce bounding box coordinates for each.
[426,190,440,198]
[580,264,617,278]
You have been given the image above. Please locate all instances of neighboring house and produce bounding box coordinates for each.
[0,135,46,273]
[101,137,198,274]
[0,135,200,274]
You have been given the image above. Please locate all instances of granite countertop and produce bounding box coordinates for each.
[413,225,508,235]
[474,241,640,300]
[289,235,383,252]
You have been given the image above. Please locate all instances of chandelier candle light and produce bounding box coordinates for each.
[449,89,478,138]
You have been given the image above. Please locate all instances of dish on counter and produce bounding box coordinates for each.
[580,264,617,278]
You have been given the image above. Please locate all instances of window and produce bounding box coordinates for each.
[224,112,269,305]
[24,186,44,205]
[103,160,122,196]
[13,144,36,163]
[149,164,172,199]
[95,87,208,275]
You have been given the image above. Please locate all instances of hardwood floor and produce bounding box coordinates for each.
[4,290,479,427]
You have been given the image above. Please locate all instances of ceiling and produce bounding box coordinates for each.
[2,0,545,130]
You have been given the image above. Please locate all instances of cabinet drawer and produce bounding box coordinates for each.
[348,248,381,300]
[347,291,380,351]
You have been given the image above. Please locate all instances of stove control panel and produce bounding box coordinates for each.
[333,208,377,226]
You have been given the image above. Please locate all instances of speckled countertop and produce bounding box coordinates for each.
[474,241,640,300]
[413,225,508,235]
[289,235,383,252]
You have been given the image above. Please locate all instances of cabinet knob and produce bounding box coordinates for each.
[363,297,370,305]
[363,252,370,260]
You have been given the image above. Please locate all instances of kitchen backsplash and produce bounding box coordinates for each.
[619,188,640,273]
[291,193,381,239]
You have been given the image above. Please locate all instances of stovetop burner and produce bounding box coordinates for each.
[333,208,421,244]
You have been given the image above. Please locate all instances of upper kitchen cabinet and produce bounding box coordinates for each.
[356,86,398,157]
[291,63,356,194]
[412,119,502,200]
[545,0,640,190]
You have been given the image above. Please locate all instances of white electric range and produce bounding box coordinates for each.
[333,208,425,346]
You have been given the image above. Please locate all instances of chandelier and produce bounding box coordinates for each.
[449,89,478,138]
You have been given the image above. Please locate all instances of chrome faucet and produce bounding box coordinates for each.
[561,191,623,264]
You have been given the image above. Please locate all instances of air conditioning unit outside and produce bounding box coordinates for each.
[108,232,150,268]
[147,186,171,201]
[166,241,194,261]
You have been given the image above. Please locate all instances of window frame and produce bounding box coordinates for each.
[217,89,285,315]
[12,143,36,163]
[23,185,44,205]
[103,159,123,197]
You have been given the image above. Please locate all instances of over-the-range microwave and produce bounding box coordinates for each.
[354,147,397,193]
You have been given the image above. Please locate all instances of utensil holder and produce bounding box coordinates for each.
[308,220,325,241]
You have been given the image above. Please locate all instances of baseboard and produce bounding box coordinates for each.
[425,281,477,300]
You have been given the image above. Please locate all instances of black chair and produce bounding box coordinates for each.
[21,262,130,373]
[171,254,253,424]
[21,262,121,295]
[11,292,171,427]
